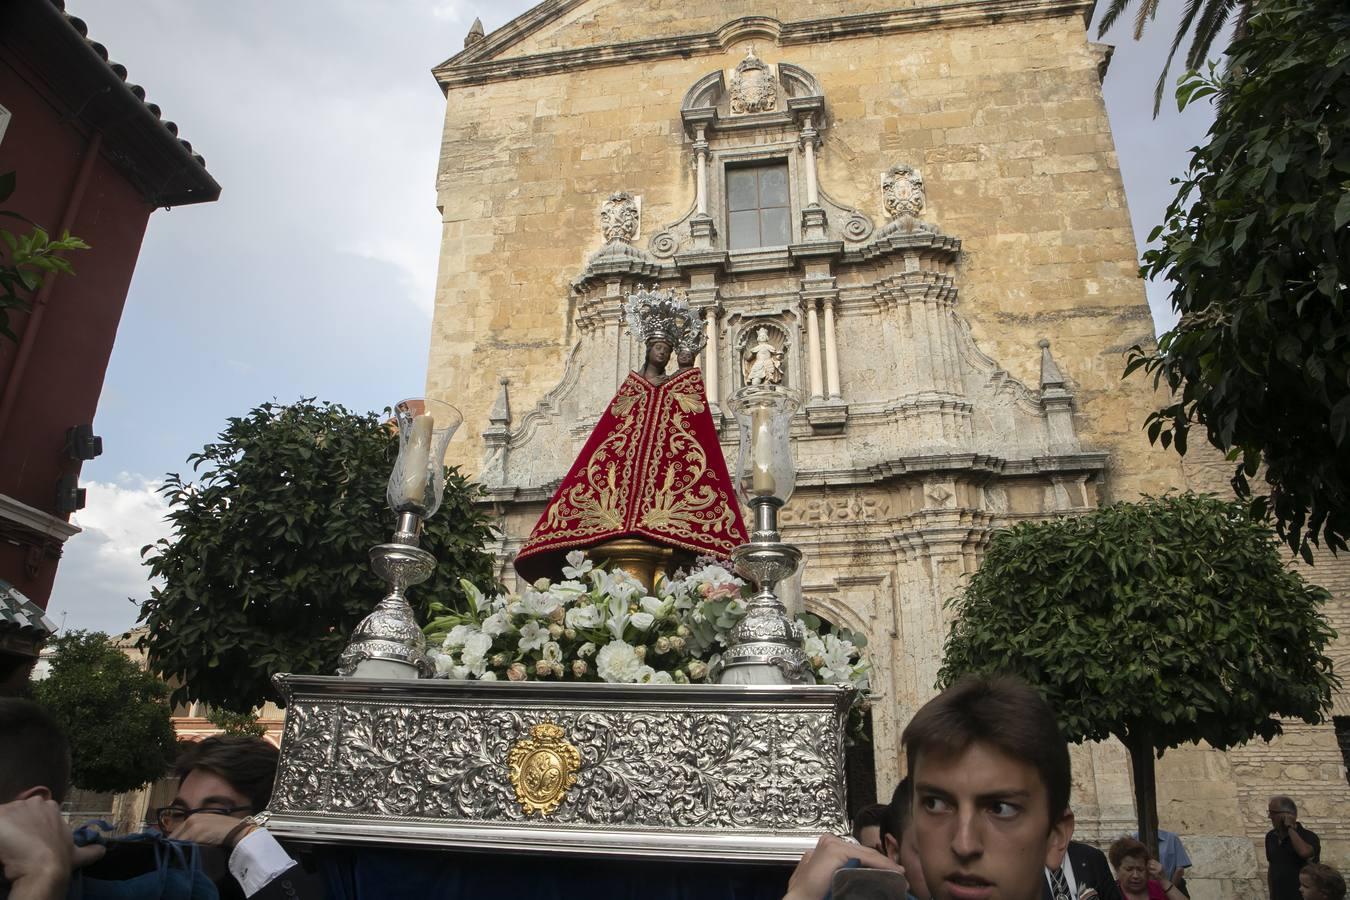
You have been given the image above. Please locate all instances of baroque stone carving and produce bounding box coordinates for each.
[879,164,937,235]
[729,48,776,115]
[741,325,785,386]
[600,191,639,243]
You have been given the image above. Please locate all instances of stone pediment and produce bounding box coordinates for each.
[432,0,1094,89]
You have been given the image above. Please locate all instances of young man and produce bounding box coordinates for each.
[883,777,931,900]
[855,803,890,854]
[783,676,1074,900]
[904,676,1075,900]
[0,698,105,899]
[163,735,316,900]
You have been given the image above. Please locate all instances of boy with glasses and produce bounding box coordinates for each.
[161,735,314,900]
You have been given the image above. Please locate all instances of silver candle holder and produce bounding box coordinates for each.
[719,385,812,686]
[337,398,462,679]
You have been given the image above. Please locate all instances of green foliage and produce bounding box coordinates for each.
[32,631,178,793]
[137,399,499,713]
[1095,0,1251,115]
[939,494,1338,751]
[205,707,266,737]
[1126,0,1350,560]
[0,171,90,344]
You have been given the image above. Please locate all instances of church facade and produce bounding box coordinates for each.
[425,1,1349,895]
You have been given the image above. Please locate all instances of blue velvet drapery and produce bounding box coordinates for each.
[318,847,791,900]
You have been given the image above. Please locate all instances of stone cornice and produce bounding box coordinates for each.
[0,493,80,542]
[433,0,1096,90]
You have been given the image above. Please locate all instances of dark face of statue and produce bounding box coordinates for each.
[647,341,672,368]
[676,347,696,368]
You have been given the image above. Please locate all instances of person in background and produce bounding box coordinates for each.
[0,698,105,899]
[1108,837,1185,900]
[1045,840,1122,900]
[1267,796,1320,900]
[1298,864,1344,900]
[162,735,317,900]
[881,777,930,900]
[1129,829,1191,897]
[854,803,889,854]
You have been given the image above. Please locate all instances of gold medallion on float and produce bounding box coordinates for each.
[507,722,580,816]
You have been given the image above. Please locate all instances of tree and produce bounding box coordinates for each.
[1095,0,1252,115]
[1126,0,1350,561]
[137,399,499,714]
[937,493,1338,855]
[0,171,89,344]
[31,631,178,793]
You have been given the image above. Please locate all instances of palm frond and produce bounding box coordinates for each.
[1096,0,1136,38]
[1151,0,1209,116]
[1186,0,1241,71]
[1133,0,1163,41]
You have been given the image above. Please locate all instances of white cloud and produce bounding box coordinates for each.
[46,474,171,637]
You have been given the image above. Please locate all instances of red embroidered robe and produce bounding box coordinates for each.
[513,367,748,582]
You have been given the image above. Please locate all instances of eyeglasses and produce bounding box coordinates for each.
[155,805,252,832]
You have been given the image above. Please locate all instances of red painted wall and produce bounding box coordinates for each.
[0,52,154,607]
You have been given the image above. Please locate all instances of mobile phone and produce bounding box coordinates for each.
[830,864,911,900]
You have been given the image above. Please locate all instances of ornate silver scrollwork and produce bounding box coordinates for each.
[264,676,852,861]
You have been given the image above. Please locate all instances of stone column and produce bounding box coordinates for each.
[705,310,720,408]
[801,117,819,207]
[694,126,709,216]
[823,297,841,399]
[805,299,824,401]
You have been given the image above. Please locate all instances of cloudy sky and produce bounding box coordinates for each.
[45,0,1216,636]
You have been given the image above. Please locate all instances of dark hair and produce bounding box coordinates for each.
[852,802,888,841]
[174,735,279,812]
[882,776,913,845]
[1302,865,1346,900]
[0,698,71,803]
[902,675,1070,826]
[1108,837,1150,869]
[1270,794,1298,815]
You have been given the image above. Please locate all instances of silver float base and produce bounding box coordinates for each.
[262,674,853,862]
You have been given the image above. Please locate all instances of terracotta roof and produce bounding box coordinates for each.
[0,0,220,206]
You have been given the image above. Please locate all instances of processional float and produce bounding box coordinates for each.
[257,289,854,890]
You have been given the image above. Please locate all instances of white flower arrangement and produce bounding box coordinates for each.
[423,551,870,696]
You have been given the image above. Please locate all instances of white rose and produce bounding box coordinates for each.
[542,640,563,663]
[578,642,597,658]
[461,632,493,667]
[650,670,674,685]
[479,671,498,681]
[629,612,656,632]
[565,605,602,629]
[596,640,643,683]
[640,596,669,617]
[442,624,477,649]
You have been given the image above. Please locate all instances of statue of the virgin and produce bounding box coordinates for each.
[513,288,749,586]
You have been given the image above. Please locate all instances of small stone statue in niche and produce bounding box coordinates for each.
[743,326,784,386]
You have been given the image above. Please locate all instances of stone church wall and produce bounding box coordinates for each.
[425,3,1348,896]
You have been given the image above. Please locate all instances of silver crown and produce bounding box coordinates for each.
[623,286,695,346]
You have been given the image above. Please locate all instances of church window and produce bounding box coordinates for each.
[726,162,790,250]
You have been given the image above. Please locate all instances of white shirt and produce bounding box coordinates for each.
[1045,858,1080,900]
[228,827,297,897]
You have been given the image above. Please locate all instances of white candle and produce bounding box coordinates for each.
[400,414,434,507]
[750,405,776,497]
